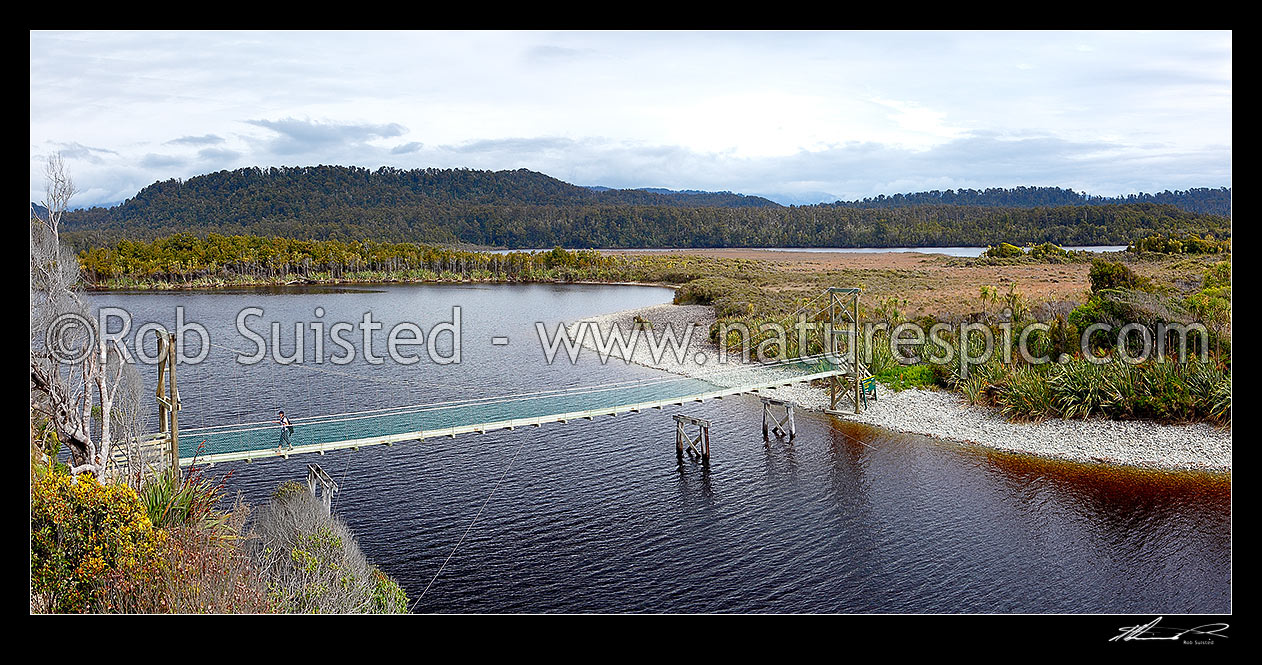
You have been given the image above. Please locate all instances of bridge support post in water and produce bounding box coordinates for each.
[761,398,796,440]
[306,463,340,515]
[155,330,181,474]
[674,414,711,462]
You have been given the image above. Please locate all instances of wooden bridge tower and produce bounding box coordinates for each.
[155,330,182,473]
[824,287,872,415]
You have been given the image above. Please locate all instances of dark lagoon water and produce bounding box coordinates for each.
[92,283,1230,613]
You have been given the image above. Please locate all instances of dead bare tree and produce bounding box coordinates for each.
[30,154,141,479]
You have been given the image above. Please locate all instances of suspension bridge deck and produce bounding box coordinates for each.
[173,355,848,466]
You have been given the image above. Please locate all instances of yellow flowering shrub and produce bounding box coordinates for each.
[31,467,167,613]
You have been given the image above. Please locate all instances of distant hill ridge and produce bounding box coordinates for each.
[585,185,778,208]
[828,185,1231,216]
[69,165,779,220]
[57,165,1230,250]
[56,165,1231,217]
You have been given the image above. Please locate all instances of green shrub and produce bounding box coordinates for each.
[959,373,994,406]
[1134,361,1195,420]
[864,334,898,377]
[874,363,937,391]
[674,276,773,319]
[273,480,309,501]
[1028,242,1069,261]
[997,365,1055,420]
[1210,376,1231,423]
[137,466,229,531]
[370,567,409,613]
[985,242,1024,258]
[1089,258,1153,293]
[1131,233,1228,255]
[1048,360,1113,419]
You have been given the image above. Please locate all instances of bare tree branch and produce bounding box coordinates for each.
[30,154,142,479]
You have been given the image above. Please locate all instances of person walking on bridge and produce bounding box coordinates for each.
[276,410,294,451]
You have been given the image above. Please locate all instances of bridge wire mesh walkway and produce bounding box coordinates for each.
[177,341,848,466]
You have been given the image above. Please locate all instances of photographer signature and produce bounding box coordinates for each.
[1110,617,1229,642]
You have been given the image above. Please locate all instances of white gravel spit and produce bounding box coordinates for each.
[572,304,1232,474]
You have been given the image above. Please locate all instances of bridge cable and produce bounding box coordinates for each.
[181,357,838,437]
[187,341,836,434]
[331,446,353,513]
[410,434,527,612]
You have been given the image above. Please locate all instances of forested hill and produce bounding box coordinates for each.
[64,165,776,226]
[586,185,778,208]
[59,165,1231,250]
[830,186,1232,216]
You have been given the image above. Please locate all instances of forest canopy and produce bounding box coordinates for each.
[60,166,1232,250]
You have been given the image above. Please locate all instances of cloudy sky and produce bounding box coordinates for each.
[30,30,1231,207]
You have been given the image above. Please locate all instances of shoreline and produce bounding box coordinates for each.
[572,303,1232,475]
[86,276,678,292]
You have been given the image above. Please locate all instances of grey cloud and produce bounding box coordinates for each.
[139,153,188,169]
[247,117,408,156]
[390,142,424,155]
[420,131,1226,205]
[198,147,243,163]
[50,142,118,165]
[757,134,1225,202]
[166,134,226,146]
[443,137,580,154]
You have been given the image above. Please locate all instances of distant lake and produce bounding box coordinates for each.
[483,246,1130,257]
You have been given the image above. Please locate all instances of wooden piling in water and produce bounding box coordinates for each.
[673,414,711,463]
[306,463,339,515]
[676,421,684,461]
[761,397,795,441]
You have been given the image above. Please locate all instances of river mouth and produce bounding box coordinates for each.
[89,282,1231,613]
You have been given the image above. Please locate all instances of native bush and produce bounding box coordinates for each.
[1028,242,1070,262]
[959,373,993,406]
[250,485,408,613]
[674,276,774,319]
[864,332,898,377]
[1048,359,1114,419]
[137,466,232,532]
[1130,233,1228,255]
[985,242,1024,258]
[874,363,937,391]
[144,505,273,614]
[1088,258,1153,293]
[997,365,1055,421]
[1210,376,1231,423]
[31,467,167,613]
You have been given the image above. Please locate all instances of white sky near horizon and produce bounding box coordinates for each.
[29,30,1231,208]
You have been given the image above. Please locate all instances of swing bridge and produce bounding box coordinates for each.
[116,289,872,473]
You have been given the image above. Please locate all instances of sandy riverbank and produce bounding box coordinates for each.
[571,303,1232,474]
